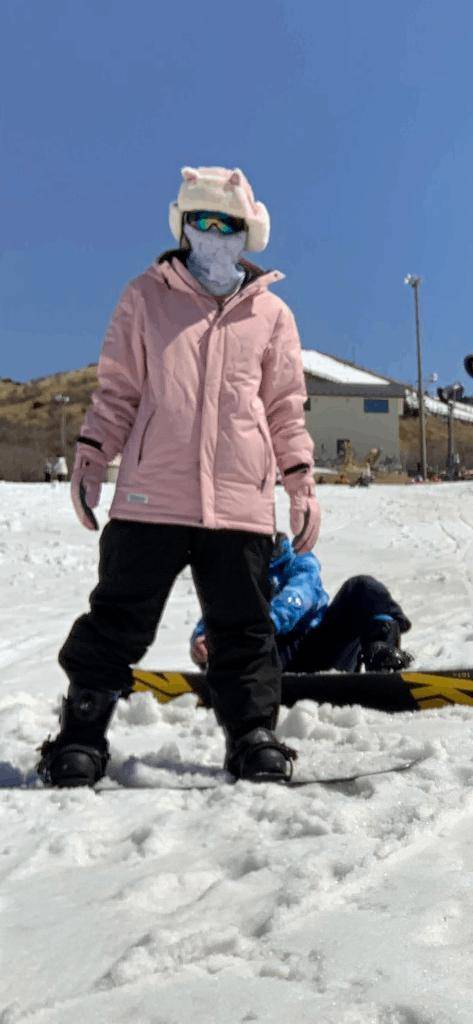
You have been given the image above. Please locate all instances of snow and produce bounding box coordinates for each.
[3,481,473,1022]
[301,349,390,386]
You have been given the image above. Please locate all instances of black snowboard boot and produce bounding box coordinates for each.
[225,727,297,783]
[37,683,117,787]
[362,618,413,672]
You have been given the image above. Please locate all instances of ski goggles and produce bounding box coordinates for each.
[185,210,246,235]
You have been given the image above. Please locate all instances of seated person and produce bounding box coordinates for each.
[190,532,412,674]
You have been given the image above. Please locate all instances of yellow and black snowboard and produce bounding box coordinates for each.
[132,668,473,713]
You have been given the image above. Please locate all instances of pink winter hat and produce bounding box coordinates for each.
[169,166,271,252]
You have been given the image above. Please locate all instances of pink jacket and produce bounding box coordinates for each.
[81,254,314,534]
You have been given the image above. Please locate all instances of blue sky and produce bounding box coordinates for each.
[2,0,473,390]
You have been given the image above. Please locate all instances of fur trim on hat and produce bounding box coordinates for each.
[169,166,270,252]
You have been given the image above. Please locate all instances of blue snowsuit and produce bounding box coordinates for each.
[191,534,411,672]
[191,535,329,670]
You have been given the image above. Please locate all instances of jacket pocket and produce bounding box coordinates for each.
[137,413,154,465]
[256,421,272,491]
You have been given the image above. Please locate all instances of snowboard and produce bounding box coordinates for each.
[0,754,423,791]
[101,753,424,791]
[131,667,473,713]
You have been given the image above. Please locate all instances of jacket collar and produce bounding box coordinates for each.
[155,249,284,308]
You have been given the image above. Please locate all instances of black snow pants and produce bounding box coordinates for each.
[288,574,411,673]
[59,521,280,736]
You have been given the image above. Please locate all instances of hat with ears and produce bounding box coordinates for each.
[169,166,271,252]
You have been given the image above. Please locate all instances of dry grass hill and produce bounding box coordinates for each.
[2,365,473,481]
[400,412,473,475]
[0,366,98,480]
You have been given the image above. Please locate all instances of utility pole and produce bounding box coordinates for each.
[54,393,70,455]
[447,400,455,478]
[437,383,464,479]
[404,275,427,479]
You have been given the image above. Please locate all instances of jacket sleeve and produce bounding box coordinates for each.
[260,304,314,474]
[271,553,329,635]
[80,284,146,460]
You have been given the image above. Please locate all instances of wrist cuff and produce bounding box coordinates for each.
[283,463,311,477]
[77,436,103,452]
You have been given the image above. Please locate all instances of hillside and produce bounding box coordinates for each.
[0,366,98,480]
[400,411,473,474]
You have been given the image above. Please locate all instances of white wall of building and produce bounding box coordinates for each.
[305,395,403,463]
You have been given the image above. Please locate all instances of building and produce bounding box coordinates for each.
[301,350,405,465]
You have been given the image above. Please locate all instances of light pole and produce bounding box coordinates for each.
[54,394,70,455]
[437,383,464,479]
[404,275,427,480]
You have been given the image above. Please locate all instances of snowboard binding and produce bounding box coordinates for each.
[37,683,117,788]
[37,737,109,787]
[225,727,298,783]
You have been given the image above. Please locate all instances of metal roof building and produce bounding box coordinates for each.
[301,350,405,466]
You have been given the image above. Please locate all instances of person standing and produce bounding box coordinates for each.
[37,166,320,787]
[52,453,68,482]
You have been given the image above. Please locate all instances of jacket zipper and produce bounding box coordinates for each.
[257,422,271,491]
[138,413,154,464]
